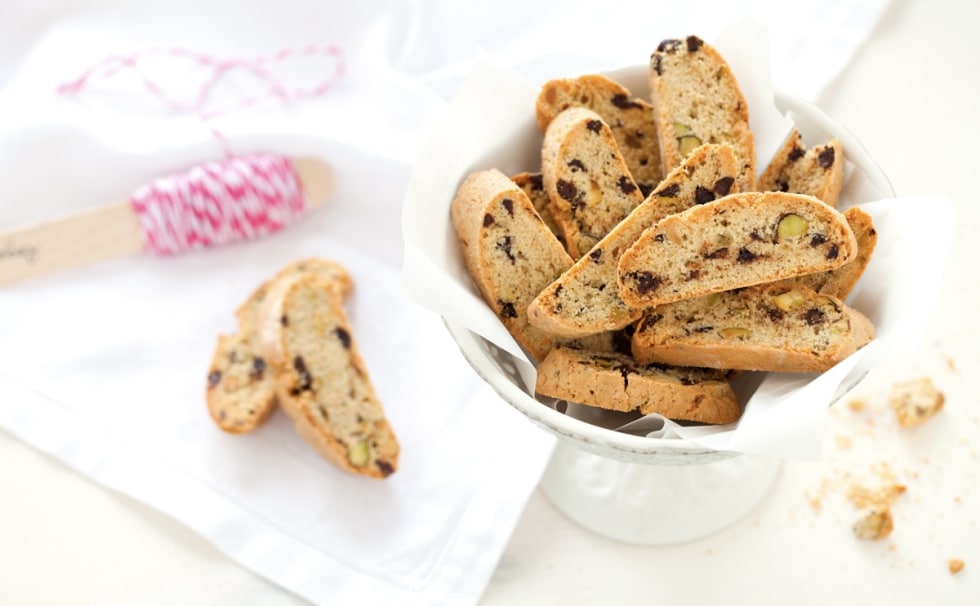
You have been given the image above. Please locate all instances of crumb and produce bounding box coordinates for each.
[954,496,962,504]
[848,397,867,412]
[853,506,894,540]
[834,434,853,449]
[949,558,965,575]
[945,356,956,371]
[847,483,906,509]
[889,377,944,428]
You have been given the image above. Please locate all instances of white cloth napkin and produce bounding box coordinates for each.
[0,1,892,604]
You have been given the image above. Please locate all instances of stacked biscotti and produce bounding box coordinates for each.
[206,258,399,479]
[450,35,878,426]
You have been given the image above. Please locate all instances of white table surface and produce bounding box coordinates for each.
[2,1,979,604]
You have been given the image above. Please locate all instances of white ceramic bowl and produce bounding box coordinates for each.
[441,65,894,466]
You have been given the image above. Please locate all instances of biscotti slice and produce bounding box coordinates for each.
[759,129,845,207]
[260,272,399,478]
[772,206,877,300]
[618,191,858,308]
[630,285,874,372]
[535,346,741,424]
[527,144,740,338]
[206,332,278,433]
[542,107,645,259]
[452,168,634,360]
[649,35,756,190]
[536,74,664,196]
[207,258,353,434]
[511,171,565,248]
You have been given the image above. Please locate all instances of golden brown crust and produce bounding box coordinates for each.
[617,191,858,308]
[534,347,741,424]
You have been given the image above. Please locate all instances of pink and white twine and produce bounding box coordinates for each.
[56,44,345,255]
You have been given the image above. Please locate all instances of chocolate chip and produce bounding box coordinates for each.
[529,174,543,190]
[630,271,663,295]
[293,356,312,392]
[498,300,517,318]
[749,230,764,241]
[788,146,805,162]
[502,198,514,215]
[618,176,637,194]
[589,249,602,263]
[804,308,827,325]
[712,176,735,196]
[623,133,642,149]
[336,327,351,349]
[694,326,714,333]
[656,183,680,198]
[686,36,704,52]
[654,233,665,242]
[554,285,563,298]
[643,313,664,328]
[776,179,790,192]
[207,370,221,388]
[810,233,827,246]
[556,179,578,202]
[767,308,784,322]
[249,357,266,381]
[483,213,495,227]
[818,147,835,169]
[704,247,729,259]
[695,186,716,205]
[657,39,682,53]
[686,269,700,281]
[567,159,586,172]
[280,314,289,327]
[826,244,839,260]
[496,236,516,263]
[737,247,758,263]
[652,54,664,75]
[586,120,603,133]
[611,94,642,110]
[376,460,395,477]
[639,183,654,198]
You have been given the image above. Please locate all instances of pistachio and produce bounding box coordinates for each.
[665,222,684,245]
[588,179,603,206]
[773,290,807,312]
[678,134,702,157]
[776,213,809,240]
[719,327,751,339]
[673,122,692,136]
[705,292,722,307]
[348,440,370,467]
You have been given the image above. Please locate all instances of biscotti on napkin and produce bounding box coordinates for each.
[448,35,877,426]
[206,258,399,478]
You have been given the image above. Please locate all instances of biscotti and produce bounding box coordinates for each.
[617,191,858,308]
[630,285,874,372]
[649,35,756,190]
[260,272,399,478]
[207,258,352,434]
[542,107,645,259]
[452,168,638,360]
[534,346,741,424]
[536,74,664,196]
[759,129,845,207]
[527,143,740,338]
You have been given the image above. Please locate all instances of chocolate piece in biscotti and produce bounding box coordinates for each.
[542,107,646,259]
[630,285,874,372]
[649,35,756,191]
[536,74,664,196]
[617,191,857,308]
[759,129,845,207]
[259,272,399,479]
[527,144,740,339]
[534,346,742,424]
[770,206,877,300]
[452,168,640,361]
[206,258,353,434]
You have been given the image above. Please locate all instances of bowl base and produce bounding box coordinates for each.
[539,441,782,546]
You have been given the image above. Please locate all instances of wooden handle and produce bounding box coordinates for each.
[0,155,333,287]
